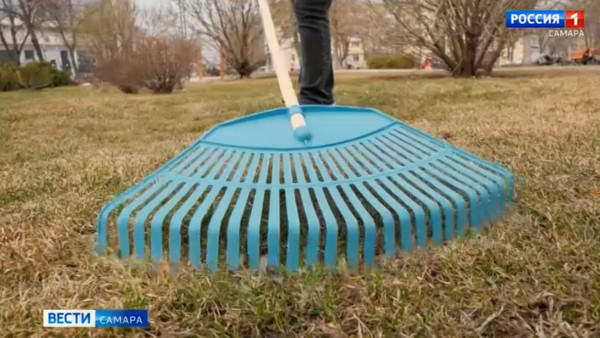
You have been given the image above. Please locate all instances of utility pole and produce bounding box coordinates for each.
[177,0,187,40]
[220,44,225,79]
[197,45,203,79]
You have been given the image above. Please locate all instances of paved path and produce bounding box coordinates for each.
[186,65,600,83]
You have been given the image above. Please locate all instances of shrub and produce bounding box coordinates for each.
[19,62,54,89]
[93,37,195,94]
[0,62,74,92]
[93,55,144,94]
[0,62,22,92]
[49,67,74,86]
[367,55,416,69]
[137,37,195,94]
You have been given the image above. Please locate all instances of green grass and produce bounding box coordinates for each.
[1,72,599,337]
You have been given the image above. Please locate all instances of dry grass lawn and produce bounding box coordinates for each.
[1,71,599,337]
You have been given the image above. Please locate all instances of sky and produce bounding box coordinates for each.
[133,0,163,9]
[131,0,221,64]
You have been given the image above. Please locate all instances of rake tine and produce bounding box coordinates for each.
[116,181,168,259]
[394,173,444,245]
[387,133,481,233]
[205,152,250,272]
[187,150,235,268]
[394,128,502,229]
[151,148,219,263]
[116,147,208,260]
[166,147,226,264]
[148,182,193,262]
[169,185,207,264]
[203,151,245,270]
[369,136,448,244]
[440,157,499,223]
[326,149,396,259]
[282,155,301,272]
[453,154,512,217]
[331,147,392,261]
[433,160,492,230]
[206,187,236,272]
[226,153,258,270]
[307,153,339,267]
[133,183,181,259]
[291,153,320,269]
[354,141,431,249]
[267,154,281,270]
[247,154,270,270]
[299,153,339,269]
[413,169,467,240]
[361,140,432,248]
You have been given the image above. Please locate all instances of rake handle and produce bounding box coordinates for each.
[256,0,312,143]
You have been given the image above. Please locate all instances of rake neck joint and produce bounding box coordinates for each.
[288,105,312,144]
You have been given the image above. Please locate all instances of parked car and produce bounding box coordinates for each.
[536,54,564,65]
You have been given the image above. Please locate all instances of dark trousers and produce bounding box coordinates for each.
[292,0,335,105]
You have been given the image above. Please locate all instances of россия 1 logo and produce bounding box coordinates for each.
[506,9,584,29]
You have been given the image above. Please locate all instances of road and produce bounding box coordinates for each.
[188,65,600,83]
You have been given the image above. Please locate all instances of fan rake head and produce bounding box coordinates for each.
[95,105,514,273]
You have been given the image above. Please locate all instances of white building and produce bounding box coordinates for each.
[263,36,301,72]
[0,18,79,74]
[263,34,366,72]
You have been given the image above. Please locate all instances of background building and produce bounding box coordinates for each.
[0,18,79,73]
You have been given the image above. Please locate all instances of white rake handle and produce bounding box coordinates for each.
[256,0,312,142]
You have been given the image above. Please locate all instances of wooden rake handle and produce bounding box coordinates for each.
[256,0,313,143]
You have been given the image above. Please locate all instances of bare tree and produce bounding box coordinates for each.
[529,0,570,56]
[137,3,180,38]
[363,1,410,57]
[16,0,45,61]
[79,0,138,60]
[270,0,300,59]
[187,0,265,78]
[374,0,540,77]
[547,36,571,56]
[44,0,86,77]
[0,0,29,64]
[330,0,365,67]
[575,0,600,49]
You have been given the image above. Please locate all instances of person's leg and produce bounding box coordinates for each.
[293,0,335,105]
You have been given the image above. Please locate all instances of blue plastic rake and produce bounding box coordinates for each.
[94,0,515,273]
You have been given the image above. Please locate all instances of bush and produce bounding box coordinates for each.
[93,37,195,94]
[19,62,54,89]
[49,67,74,86]
[137,37,195,94]
[0,62,74,92]
[93,55,144,94]
[367,55,416,69]
[0,62,22,92]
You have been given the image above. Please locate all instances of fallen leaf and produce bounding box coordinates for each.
[439,131,453,141]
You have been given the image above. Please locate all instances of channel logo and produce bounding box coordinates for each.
[506,10,584,29]
[43,309,149,328]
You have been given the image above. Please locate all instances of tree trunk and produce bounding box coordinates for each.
[290,3,301,62]
[68,48,78,78]
[482,40,508,76]
[292,29,300,62]
[30,29,44,61]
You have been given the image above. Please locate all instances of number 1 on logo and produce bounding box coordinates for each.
[566,10,584,29]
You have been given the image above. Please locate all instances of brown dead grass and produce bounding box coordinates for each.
[1,71,599,337]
